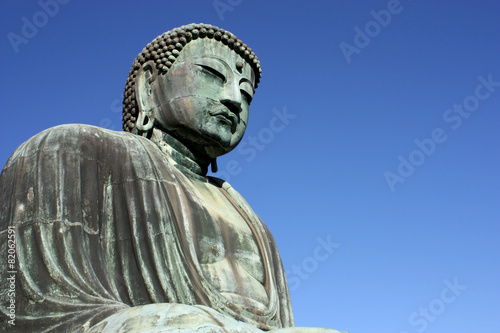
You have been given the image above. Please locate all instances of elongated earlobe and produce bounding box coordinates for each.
[135,61,157,136]
[136,108,154,133]
[211,158,218,173]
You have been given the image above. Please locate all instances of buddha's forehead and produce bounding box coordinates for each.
[176,38,255,84]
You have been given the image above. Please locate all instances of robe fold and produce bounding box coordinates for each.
[0,124,293,332]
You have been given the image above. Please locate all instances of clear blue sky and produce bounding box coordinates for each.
[1,1,499,332]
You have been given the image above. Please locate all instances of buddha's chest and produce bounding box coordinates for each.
[187,179,268,307]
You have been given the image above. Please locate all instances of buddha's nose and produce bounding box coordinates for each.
[220,80,242,114]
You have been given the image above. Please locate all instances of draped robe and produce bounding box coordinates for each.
[0,124,294,332]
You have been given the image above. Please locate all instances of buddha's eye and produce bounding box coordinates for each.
[240,81,254,104]
[241,90,253,104]
[196,64,226,83]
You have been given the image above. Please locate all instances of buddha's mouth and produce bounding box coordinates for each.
[210,109,238,131]
[215,114,232,126]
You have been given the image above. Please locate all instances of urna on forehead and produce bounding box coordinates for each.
[122,23,261,132]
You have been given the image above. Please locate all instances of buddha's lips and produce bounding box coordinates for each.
[210,109,238,129]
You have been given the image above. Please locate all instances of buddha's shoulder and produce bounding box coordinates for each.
[10,124,158,161]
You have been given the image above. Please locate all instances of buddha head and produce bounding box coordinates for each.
[122,23,262,159]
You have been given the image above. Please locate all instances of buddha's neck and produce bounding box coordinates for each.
[151,127,212,177]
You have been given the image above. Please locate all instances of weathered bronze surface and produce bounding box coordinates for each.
[0,23,346,333]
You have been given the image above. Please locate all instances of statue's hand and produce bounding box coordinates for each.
[86,303,262,333]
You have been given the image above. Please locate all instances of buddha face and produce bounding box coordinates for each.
[149,38,255,157]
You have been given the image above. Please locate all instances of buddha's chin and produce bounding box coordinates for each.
[203,134,243,158]
[197,126,235,157]
[203,137,233,158]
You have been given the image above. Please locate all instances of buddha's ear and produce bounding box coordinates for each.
[135,61,158,133]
